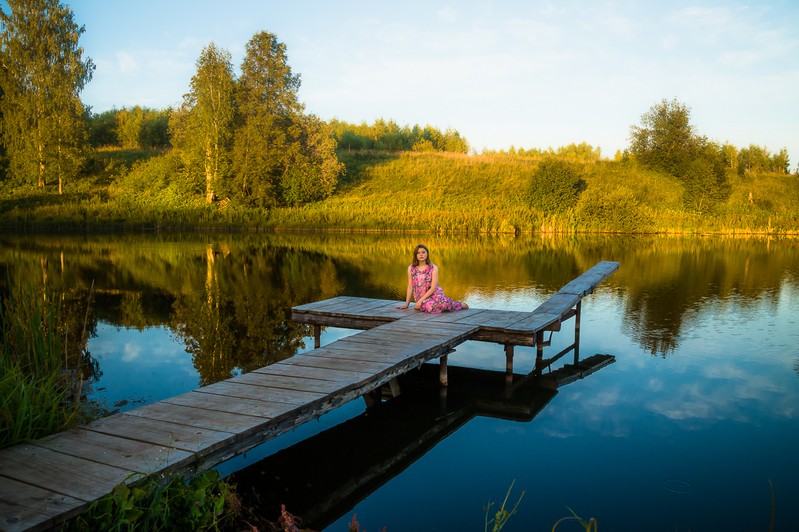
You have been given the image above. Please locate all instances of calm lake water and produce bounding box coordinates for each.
[2,233,798,531]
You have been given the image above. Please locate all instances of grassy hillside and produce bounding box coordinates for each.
[269,151,799,235]
[1,149,797,234]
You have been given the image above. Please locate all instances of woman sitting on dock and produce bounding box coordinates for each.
[397,244,469,313]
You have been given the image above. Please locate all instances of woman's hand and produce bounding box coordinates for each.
[397,303,409,309]
[414,300,424,310]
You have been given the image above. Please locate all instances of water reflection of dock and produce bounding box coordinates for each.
[232,355,614,530]
[0,262,618,531]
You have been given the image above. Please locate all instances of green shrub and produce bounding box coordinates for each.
[527,159,585,213]
[63,470,238,531]
[575,185,653,233]
[0,284,85,448]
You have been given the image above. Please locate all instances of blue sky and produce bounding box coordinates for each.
[67,0,798,163]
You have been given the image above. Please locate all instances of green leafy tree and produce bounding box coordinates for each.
[771,148,790,174]
[442,128,469,153]
[629,98,698,177]
[0,0,94,194]
[170,43,235,203]
[682,148,729,213]
[721,142,738,172]
[116,106,145,149]
[139,108,170,149]
[527,159,584,213]
[279,113,342,205]
[230,32,300,206]
[231,31,340,207]
[87,109,118,147]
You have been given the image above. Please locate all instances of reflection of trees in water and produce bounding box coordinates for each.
[614,237,798,356]
[1,233,797,366]
[170,244,342,385]
[0,275,100,386]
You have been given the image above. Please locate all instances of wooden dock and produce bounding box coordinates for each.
[0,261,619,531]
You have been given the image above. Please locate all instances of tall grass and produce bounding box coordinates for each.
[0,283,86,448]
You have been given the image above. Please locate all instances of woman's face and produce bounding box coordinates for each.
[416,247,428,262]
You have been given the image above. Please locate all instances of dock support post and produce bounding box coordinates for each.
[535,331,545,361]
[504,344,514,385]
[439,354,448,387]
[384,378,401,399]
[573,300,582,364]
[313,325,321,349]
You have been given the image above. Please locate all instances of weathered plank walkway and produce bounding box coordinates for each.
[0,261,619,531]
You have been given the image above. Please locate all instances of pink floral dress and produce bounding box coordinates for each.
[410,264,466,313]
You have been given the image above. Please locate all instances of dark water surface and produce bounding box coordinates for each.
[2,233,797,531]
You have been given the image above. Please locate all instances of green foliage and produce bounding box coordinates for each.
[111,150,202,209]
[552,507,598,531]
[629,98,698,177]
[170,43,235,203]
[331,118,470,154]
[113,106,171,150]
[527,159,585,213]
[484,142,602,164]
[229,32,340,208]
[63,470,238,531]
[0,282,94,449]
[575,184,653,233]
[0,0,95,192]
[628,99,735,214]
[279,114,342,205]
[484,480,525,532]
[682,155,730,213]
[88,109,120,146]
[738,144,790,175]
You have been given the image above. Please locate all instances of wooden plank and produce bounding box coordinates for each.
[381,319,478,335]
[125,401,275,435]
[325,332,407,348]
[33,428,194,474]
[334,328,471,354]
[533,292,581,316]
[505,312,562,333]
[292,296,359,313]
[0,443,135,501]
[257,362,373,383]
[291,313,388,329]
[0,477,85,532]
[301,344,415,365]
[281,354,392,375]
[190,382,327,406]
[213,372,349,394]
[556,262,620,296]
[344,298,400,314]
[83,414,235,454]
[470,310,534,329]
[304,297,393,318]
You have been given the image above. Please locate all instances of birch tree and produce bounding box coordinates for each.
[0,0,93,193]
[171,43,235,203]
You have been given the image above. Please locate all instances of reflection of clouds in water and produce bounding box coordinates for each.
[90,323,198,378]
[539,427,577,439]
[647,377,664,392]
[122,342,141,362]
[539,386,631,439]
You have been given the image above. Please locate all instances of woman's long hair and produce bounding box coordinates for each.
[411,244,431,267]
